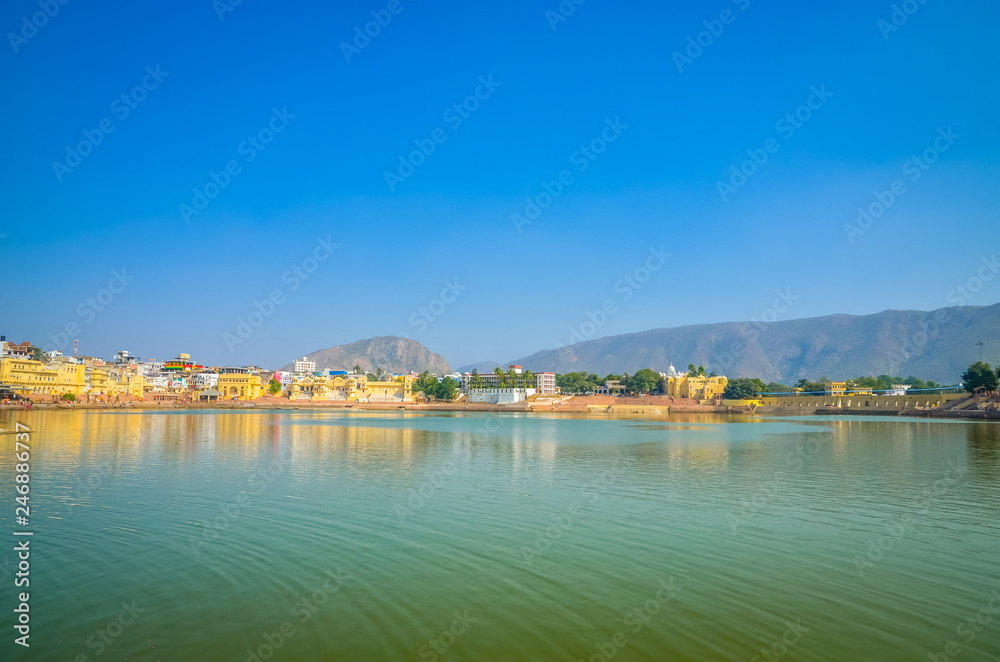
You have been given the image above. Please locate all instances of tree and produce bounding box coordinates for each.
[493,366,505,387]
[353,364,362,374]
[625,369,662,395]
[688,364,697,377]
[375,368,385,381]
[61,393,76,402]
[961,362,998,393]
[522,369,536,389]
[765,382,791,393]
[470,369,482,389]
[31,346,43,362]
[724,378,766,400]
[438,377,458,401]
[556,372,594,394]
[268,379,282,395]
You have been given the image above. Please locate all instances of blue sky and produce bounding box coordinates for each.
[1,0,998,369]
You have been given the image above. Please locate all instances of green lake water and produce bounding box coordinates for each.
[1,410,999,661]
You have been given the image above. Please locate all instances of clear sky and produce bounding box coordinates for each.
[1,0,998,370]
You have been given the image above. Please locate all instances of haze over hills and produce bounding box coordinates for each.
[282,336,450,375]
[464,303,1000,384]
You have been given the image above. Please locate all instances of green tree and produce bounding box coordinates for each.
[625,368,662,394]
[961,362,998,393]
[31,346,43,362]
[522,369,536,389]
[438,377,458,401]
[765,382,791,393]
[470,369,482,389]
[724,378,766,400]
[61,393,76,402]
[353,364,362,374]
[556,372,594,394]
[268,379,282,395]
[493,366,505,387]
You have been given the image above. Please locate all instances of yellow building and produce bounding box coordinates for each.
[825,381,847,396]
[665,373,728,401]
[289,373,413,403]
[218,368,264,400]
[0,357,86,397]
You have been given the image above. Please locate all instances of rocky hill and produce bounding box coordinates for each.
[283,336,450,375]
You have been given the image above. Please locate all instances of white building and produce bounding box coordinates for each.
[193,373,219,389]
[460,370,557,395]
[294,357,316,373]
[885,384,912,396]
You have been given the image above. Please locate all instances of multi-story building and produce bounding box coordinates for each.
[193,372,219,389]
[535,372,557,395]
[288,373,413,403]
[217,368,263,400]
[1,340,33,360]
[294,357,317,373]
[824,382,847,396]
[663,364,729,401]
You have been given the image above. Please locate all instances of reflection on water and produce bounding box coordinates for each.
[967,422,1000,472]
[0,410,998,662]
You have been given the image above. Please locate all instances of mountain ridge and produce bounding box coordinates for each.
[471,303,999,383]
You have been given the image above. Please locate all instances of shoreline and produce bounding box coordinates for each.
[3,400,998,421]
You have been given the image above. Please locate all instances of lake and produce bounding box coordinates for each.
[2,410,999,661]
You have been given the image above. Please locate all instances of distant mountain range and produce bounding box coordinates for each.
[461,303,1000,384]
[282,336,450,375]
